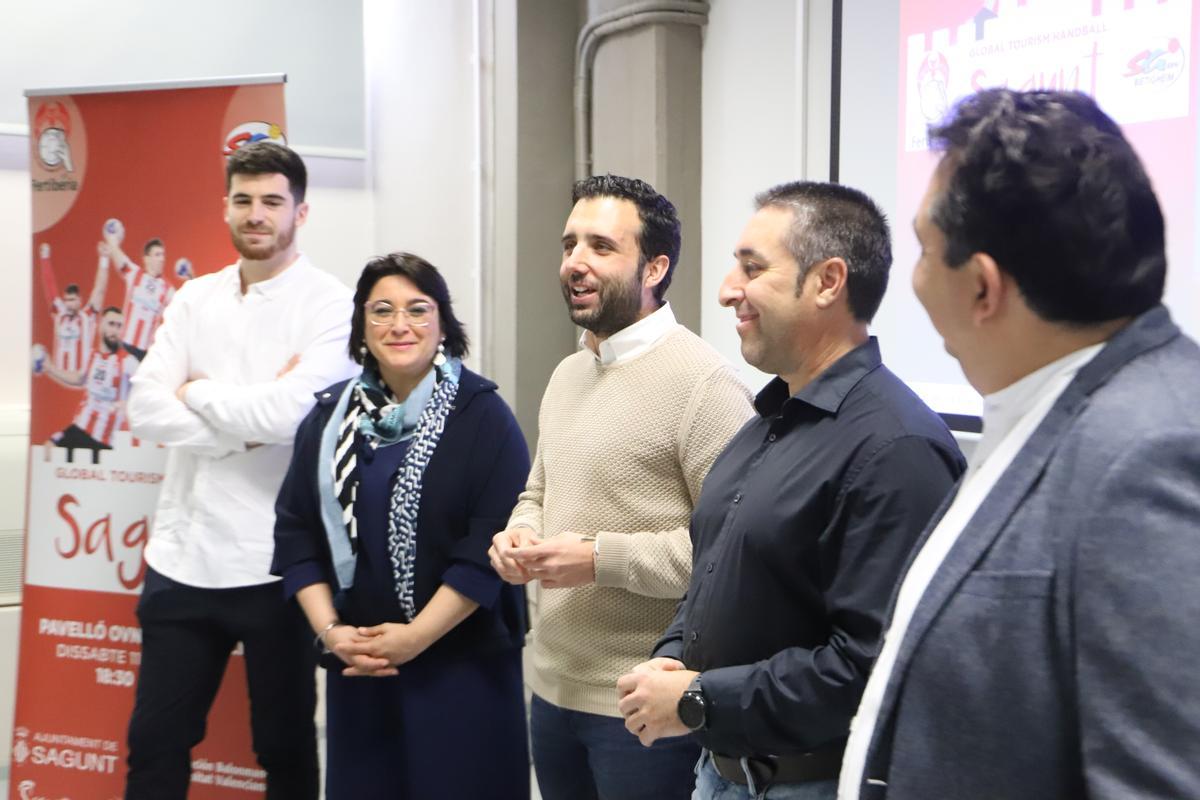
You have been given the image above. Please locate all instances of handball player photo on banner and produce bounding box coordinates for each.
[13,75,288,799]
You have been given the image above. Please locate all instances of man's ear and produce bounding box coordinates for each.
[967,252,1006,326]
[642,254,670,291]
[809,257,849,310]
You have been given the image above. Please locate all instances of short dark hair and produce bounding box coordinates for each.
[64,283,79,296]
[928,89,1165,323]
[755,181,892,322]
[143,238,164,255]
[225,142,307,203]
[349,252,469,367]
[572,174,681,303]
[102,305,122,316]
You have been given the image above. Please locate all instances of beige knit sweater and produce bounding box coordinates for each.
[509,325,753,716]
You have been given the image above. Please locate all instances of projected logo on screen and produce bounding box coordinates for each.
[223,121,287,156]
[1124,38,1186,89]
[917,51,950,122]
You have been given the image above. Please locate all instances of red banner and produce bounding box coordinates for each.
[13,77,288,799]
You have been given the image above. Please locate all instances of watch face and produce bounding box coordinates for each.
[678,691,706,731]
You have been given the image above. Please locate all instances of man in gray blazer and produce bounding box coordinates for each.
[838,88,1200,800]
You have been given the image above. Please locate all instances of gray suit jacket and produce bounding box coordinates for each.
[854,306,1200,800]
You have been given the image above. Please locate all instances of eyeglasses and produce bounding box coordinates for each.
[365,301,436,327]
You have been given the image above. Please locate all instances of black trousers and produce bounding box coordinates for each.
[125,567,318,799]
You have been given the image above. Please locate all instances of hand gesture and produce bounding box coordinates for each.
[616,659,695,746]
[510,532,596,589]
[488,526,542,585]
[334,622,432,677]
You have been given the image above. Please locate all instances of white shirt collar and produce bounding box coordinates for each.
[971,342,1105,473]
[235,253,312,298]
[579,302,677,366]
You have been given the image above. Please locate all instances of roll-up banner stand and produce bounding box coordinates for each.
[13,74,288,799]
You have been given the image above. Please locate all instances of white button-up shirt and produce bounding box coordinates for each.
[128,254,359,588]
[838,342,1104,798]
[579,301,678,365]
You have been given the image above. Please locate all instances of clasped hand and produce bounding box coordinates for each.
[488,528,595,588]
[325,622,431,678]
[616,658,696,746]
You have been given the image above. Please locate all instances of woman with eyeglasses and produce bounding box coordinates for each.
[272,252,531,799]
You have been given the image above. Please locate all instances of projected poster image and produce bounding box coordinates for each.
[885,0,1198,414]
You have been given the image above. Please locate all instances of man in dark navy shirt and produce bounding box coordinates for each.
[617,182,965,799]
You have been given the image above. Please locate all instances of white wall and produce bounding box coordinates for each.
[363,0,485,373]
[700,0,808,391]
[0,1,367,154]
[0,406,29,603]
[0,137,33,411]
[300,157,376,290]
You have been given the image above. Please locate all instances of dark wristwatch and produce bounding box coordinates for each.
[677,674,707,731]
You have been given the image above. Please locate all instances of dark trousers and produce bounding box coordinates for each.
[531,693,699,800]
[125,567,318,800]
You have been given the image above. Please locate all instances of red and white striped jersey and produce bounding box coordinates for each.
[51,301,96,372]
[70,347,137,446]
[118,262,174,353]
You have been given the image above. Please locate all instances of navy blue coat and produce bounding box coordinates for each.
[272,367,532,799]
[271,366,531,659]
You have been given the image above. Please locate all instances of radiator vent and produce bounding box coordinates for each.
[0,529,24,605]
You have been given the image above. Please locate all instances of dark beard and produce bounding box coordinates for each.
[561,270,644,338]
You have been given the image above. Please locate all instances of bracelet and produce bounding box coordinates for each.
[314,620,345,652]
[580,534,599,580]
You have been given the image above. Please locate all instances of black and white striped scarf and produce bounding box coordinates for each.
[332,364,459,620]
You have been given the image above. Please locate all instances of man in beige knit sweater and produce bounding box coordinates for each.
[489,175,752,800]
